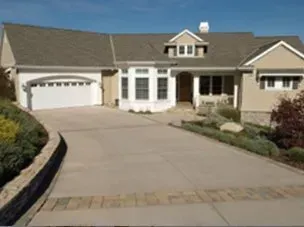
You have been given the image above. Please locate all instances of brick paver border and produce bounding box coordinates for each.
[42,184,304,211]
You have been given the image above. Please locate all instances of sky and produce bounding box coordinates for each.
[0,0,304,41]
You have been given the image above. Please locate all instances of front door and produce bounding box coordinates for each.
[178,73,192,102]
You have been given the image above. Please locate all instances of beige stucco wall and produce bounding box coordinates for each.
[102,70,118,105]
[240,72,304,112]
[252,45,304,68]
[241,44,304,112]
[0,32,15,68]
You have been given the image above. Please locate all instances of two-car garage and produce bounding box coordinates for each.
[18,71,102,110]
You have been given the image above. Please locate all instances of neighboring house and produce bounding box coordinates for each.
[0,22,304,124]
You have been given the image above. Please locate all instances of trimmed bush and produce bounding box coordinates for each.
[288,147,304,162]
[0,99,48,186]
[0,115,19,143]
[216,106,241,122]
[271,90,304,148]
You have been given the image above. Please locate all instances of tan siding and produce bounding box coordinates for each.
[102,70,118,105]
[240,73,304,112]
[252,45,304,68]
[175,33,197,44]
[0,32,15,67]
[197,46,204,57]
[168,47,175,57]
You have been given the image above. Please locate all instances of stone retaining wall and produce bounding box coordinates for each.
[0,105,64,225]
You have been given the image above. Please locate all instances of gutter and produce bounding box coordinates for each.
[171,66,253,71]
[15,65,116,71]
[114,61,177,66]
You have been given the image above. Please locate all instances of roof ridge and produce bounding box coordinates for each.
[3,22,108,35]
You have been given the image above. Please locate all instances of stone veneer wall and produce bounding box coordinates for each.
[0,105,65,225]
[241,111,272,126]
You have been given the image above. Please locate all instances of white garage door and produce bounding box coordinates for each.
[30,80,94,110]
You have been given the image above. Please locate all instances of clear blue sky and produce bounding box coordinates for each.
[1,0,304,41]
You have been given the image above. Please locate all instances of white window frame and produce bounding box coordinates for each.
[261,73,303,91]
[177,44,195,57]
[122,69,128,74]
[135,77,149,100]
[121,77,128,99]
[135,68,149,74]
[199,75,226,96]
[157,69,168,75]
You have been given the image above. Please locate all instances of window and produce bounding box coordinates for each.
[78,82,84,86]
[39,83,46,87]
[56,82,62,87]
[121,77,128,99]
[122,69,128,74]
[71,82,77,86]
[199,76,225,95]
[283,77,291,88]
[135,68,149,74]
[64,82,69,86]
[264,76,295,90]
[178,45,195,57]
[157,78,168,100]
[200,76,210,95]
[187,45,193,55]
[178,45,185,55]
[212,76,222,95]
[85,82,91,86]
[266,77,275,88]
[31,83,37,87]
[135,78,149,100]
[157,69,168,74]
[48,82,54,87]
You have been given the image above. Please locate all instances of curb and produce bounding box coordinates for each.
[0,105,67,225]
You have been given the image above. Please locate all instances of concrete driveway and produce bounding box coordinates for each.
[29,107,304,226]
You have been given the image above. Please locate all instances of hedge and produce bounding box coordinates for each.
[182,122,279,157]
[287,147,304,162]
[0,99,48,186]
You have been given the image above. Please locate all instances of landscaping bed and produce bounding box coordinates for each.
[0,99,48,187]
[181,102,304,171]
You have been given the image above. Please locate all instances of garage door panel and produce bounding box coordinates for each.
[30,80,94,110]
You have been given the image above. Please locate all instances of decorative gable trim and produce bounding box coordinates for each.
[244,40,304,66]
[169,29,203,43]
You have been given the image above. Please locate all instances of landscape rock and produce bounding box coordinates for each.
[220,122,244,133]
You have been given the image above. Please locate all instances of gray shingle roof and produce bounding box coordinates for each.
[4,23,114,67]
[3,23,304,68]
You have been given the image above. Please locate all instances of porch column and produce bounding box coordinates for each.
[233,75,238,108]
[193,75,200,108]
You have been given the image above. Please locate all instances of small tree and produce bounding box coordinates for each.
[270,90,304,149]
[0,67,15,100]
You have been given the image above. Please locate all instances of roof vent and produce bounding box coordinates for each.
[199,22,209,33]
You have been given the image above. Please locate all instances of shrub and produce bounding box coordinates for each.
[202,113,231,129]
[0,115,19,143]
[0,67,15,100]
[287,147,304,162]
[271,90,304,149]
[216,106,240,122]
[0,100,48,186]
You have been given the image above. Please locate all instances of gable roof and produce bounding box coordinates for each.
[2,23,304,68]
[168,29,203,42]
[243,40,304,66]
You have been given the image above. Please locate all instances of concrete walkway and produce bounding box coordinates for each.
[29,107,304,226]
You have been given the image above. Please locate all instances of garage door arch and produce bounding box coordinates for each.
[26,75,99,110]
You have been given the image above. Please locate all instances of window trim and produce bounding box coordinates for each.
[177,44,195,57]
[135,68,149,74]
[260,73,303,91]
[199,75,227,95]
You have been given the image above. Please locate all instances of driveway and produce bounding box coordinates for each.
[29,107,304,226]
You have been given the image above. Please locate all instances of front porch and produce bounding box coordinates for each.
[173,71,240,110]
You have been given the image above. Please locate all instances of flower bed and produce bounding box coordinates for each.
[181,112,304,170]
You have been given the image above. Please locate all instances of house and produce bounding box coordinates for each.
[1,22,304,124]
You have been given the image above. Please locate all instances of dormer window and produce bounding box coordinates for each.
[178,44,195,57]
